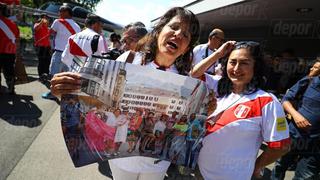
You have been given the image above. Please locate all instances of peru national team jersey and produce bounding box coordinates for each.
[0,16,19,54]
[198,74,290,180]
[51,18,80,51]
[62,28,108,68]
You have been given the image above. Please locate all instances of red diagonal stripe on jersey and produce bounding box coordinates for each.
[205,96,273,136]
[69,38,87,57]
[58,19,76,35]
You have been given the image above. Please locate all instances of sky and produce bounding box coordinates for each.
[95,0,194,29]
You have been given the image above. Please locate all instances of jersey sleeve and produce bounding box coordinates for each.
[50,19,59,33]
[261,98,290,148]
[204,73,221,93]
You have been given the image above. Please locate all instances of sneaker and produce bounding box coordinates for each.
[42,91,56,99]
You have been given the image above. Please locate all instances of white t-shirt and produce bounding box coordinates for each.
[192,43,221,74]
[62,28,108,68]
[198,75,290,180]
[51,18,81,51]
[153,121,166,134]
[109,52,176,173]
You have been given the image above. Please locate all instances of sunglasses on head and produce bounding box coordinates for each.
[235,41,260,48]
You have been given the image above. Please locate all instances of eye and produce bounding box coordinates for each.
[182,31,190,39]
[169,24,179,31]
[229,60,237,65]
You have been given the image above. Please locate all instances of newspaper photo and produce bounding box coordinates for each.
[60,57,208,169]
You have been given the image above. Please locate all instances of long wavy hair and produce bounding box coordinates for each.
[217,41,266,97]
[140,7,200,75]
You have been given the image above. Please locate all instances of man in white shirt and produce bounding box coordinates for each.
[192,28,224,76]
[61,14,108,69]
[43,5,80,99]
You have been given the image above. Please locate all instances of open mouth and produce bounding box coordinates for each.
[167,41,178,49]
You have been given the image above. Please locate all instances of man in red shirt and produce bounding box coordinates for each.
[34,13,51,82]
[0,2,19,94]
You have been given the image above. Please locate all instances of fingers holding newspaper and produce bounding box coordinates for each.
[51,72,82,97]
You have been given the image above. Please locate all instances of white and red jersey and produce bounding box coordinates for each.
[0,16,19,54]
[62,28,108,68]
[198,75,290,180]
[50,18,80,51]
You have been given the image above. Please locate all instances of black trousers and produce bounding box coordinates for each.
[37,46,51,77]
[0,53,15,92]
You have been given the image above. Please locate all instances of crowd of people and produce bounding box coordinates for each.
[1,2,320,180]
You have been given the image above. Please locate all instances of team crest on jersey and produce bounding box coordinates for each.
[234,105,251,119]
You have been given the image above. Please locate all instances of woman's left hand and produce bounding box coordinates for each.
[216,41,236,58]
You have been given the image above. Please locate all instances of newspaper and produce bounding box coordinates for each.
[61,56,208,169]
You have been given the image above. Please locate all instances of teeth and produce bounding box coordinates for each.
[167,41,177,49]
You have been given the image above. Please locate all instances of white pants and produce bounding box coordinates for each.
[109,157,169,180]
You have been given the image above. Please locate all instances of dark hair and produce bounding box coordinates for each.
[124,21,146,30]
[59,5,73,17]
[110,32,120,41]
[126,25,148,40]
[85,14,101,27]
[217,41,265,97]
[141,7,200,75]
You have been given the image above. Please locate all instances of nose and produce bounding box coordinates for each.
[234,63,241,72]
[174,29,183,39]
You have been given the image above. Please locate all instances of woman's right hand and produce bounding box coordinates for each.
[50,72,82,97]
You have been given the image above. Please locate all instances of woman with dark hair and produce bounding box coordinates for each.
[50,6,204,180]
[192,41,290,180]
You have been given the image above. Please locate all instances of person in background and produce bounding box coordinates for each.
[184,113,203,169]
[271,59,320,180]
[114,107,129,156]
[117,22,148,62]
[192,28,225,77]
[127,108,143,153]
[42,5,80,99]
[33,13,51,82]
[61,14,108,69]
[169,115,188,164]
[106,32,122,60]
[0,2,19,94]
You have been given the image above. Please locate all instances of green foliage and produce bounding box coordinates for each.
[21,0,36,8]
[18,25,33,41]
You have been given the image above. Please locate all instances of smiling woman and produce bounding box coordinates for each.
[191,41,291,180]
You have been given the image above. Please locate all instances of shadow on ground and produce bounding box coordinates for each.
[0,93,42,128]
